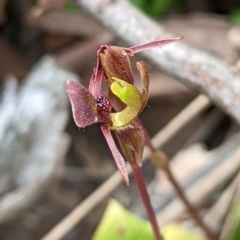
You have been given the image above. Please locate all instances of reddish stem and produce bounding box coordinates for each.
[131,163,163,240]
[164,164,218,240]
[141,122,218,240]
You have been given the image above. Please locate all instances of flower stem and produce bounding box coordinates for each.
[150,150,218,240]
[131,163,164,240]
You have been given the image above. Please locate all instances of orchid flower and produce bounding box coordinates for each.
[67,37,182,185]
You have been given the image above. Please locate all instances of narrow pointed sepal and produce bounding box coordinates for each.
[128,36,184,54]
[100,124,129,185]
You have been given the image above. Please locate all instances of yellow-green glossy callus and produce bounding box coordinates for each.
[110,78,142,128]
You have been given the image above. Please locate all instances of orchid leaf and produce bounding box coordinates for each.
[163,224,207,240]
[92,199,206,240]
[92,199,155,240]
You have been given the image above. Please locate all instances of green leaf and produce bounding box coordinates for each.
[163,224,207,240]
[92,199,154,240]
[129,0,182,18]
[230,9,240,24]
[64,1,82,14]
[92,199,207,240]
[226,199,240,240]
[230,203,240,240]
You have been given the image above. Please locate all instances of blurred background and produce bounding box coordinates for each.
[1,0,240,239]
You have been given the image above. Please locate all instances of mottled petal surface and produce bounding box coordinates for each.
[89,45,108,98]
[136,61,149,112]
[100,46,134,84]
[67,80,99,128]
[89,67,104,99]
[115,121,145,166]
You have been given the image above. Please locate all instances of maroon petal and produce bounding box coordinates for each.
[67,80,99,128]
[89,45,107,98]
[100,124,129,185]
[115,121,145,166]
[89,67,104,99]
[136,61,149,113]
[100,46,134,84]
